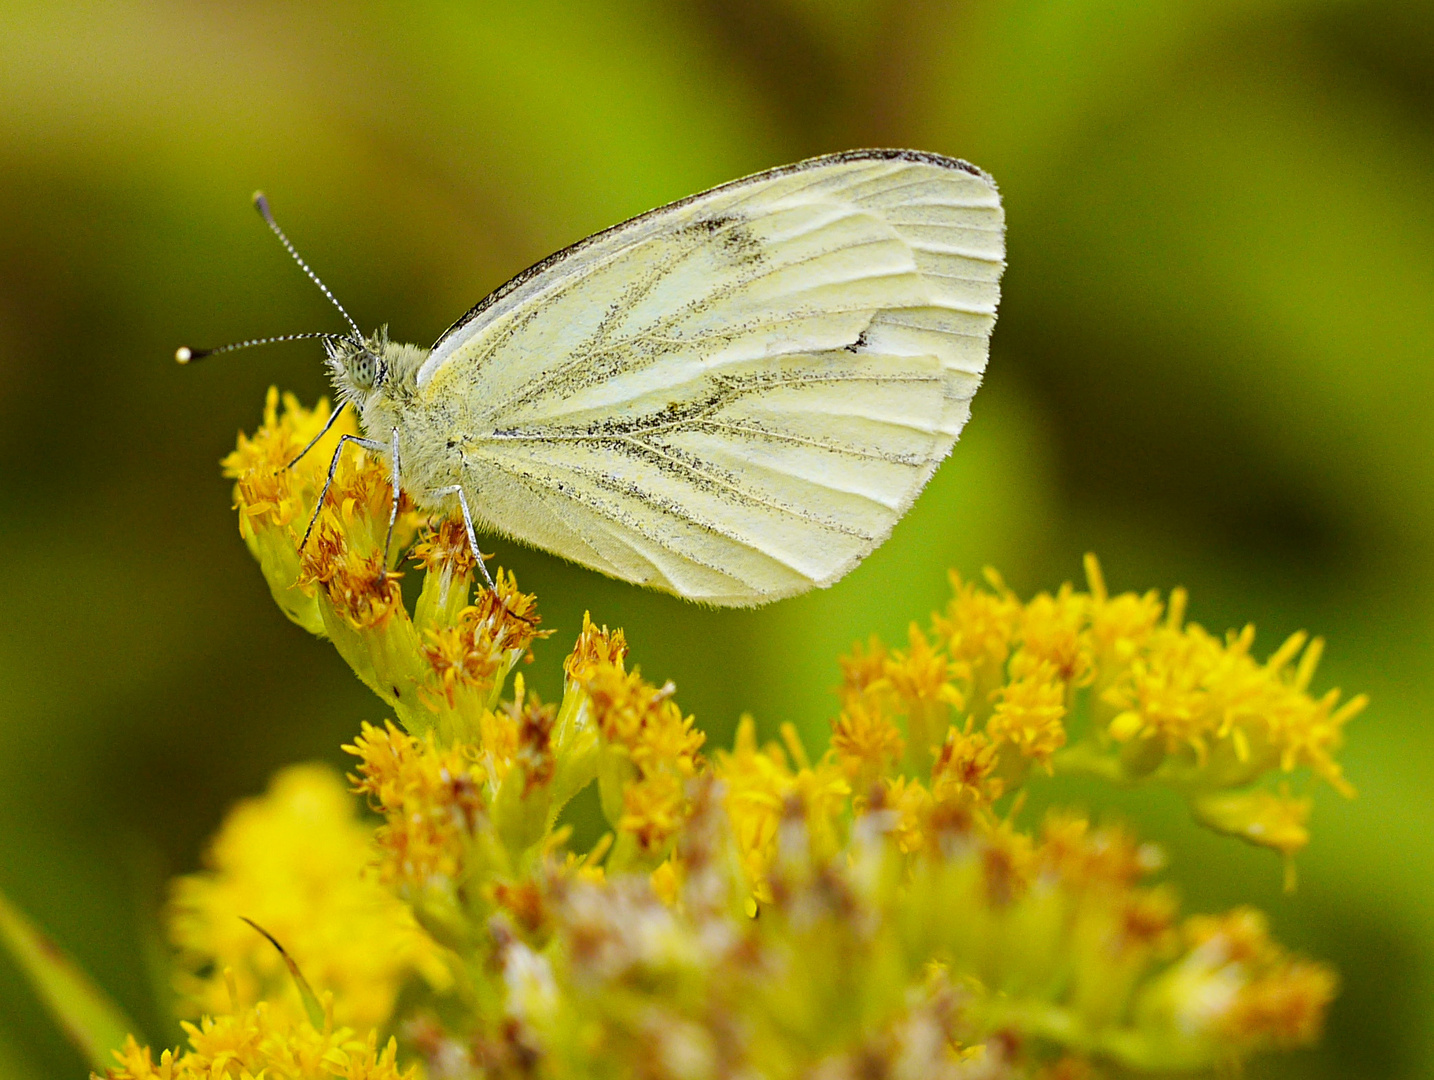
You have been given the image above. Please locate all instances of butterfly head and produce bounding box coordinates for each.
[325,329,391,406]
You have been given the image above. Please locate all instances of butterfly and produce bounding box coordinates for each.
[182,150,1004,607]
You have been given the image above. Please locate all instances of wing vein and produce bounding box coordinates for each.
[480,450,824,577]
[481,371,945,439]
[614,433,875,538]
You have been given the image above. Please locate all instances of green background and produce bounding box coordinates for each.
[1,1,1430,1075]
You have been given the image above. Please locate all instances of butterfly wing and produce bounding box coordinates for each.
[420,149,1004,606]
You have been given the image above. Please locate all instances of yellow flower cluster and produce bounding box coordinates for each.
[1168,908,1338,1047]
[104,1003,413,1080]
[223,390,546,741]
[168,765,448,1031]
[346,722,487,898]
[579,653,706,858]
[715,718,849,903]
[820,557,1360,874]
[222,388,422,635]
[96,390,1362,1080]
[223,388,340,536]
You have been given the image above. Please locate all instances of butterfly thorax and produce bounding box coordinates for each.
[323,331,463,509]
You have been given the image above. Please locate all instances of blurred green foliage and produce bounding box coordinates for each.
[0,1,1429,1076]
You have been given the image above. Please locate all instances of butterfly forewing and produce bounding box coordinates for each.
[419,150,1004,606]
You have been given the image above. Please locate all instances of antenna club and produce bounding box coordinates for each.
[252,191,271,217]
[175,346,192,364]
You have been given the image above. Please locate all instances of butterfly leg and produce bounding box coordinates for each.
[382,426,403,569]
[430,483,496,591]
[284,403,347,469]
[299,433,388,550]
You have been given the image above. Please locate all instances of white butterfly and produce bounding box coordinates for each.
[185,150,1005,607]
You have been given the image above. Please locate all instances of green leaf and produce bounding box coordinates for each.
[239,917,327,1031]
[0,887,137,1074]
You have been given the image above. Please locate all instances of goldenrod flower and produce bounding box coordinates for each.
[298,522,406,631]
[1013,583,1093,688]
[882,623,963,774]
[409,515,479,592]
[1131,907,1339,1059]
[838,634,890,697]
[879,775,934,854]
[885,622,964,712]
[563,611,628,685]
[578,659,704,860]
[830,694,904,785]
[1084,553,1164,674]
[346,721,488,898]
[931,724,1003,807]
[714,717,851,904]
[832,553,1358,865]
[987,666,1068,769]
[934,569,1020,720]
[223,389,345,529]
[95,394,1363,1079]
[103,1005,414,1080]
[168,765,448,1031]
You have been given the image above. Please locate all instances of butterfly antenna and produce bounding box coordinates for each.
[175,331,339,364]
[251,191,363,341]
